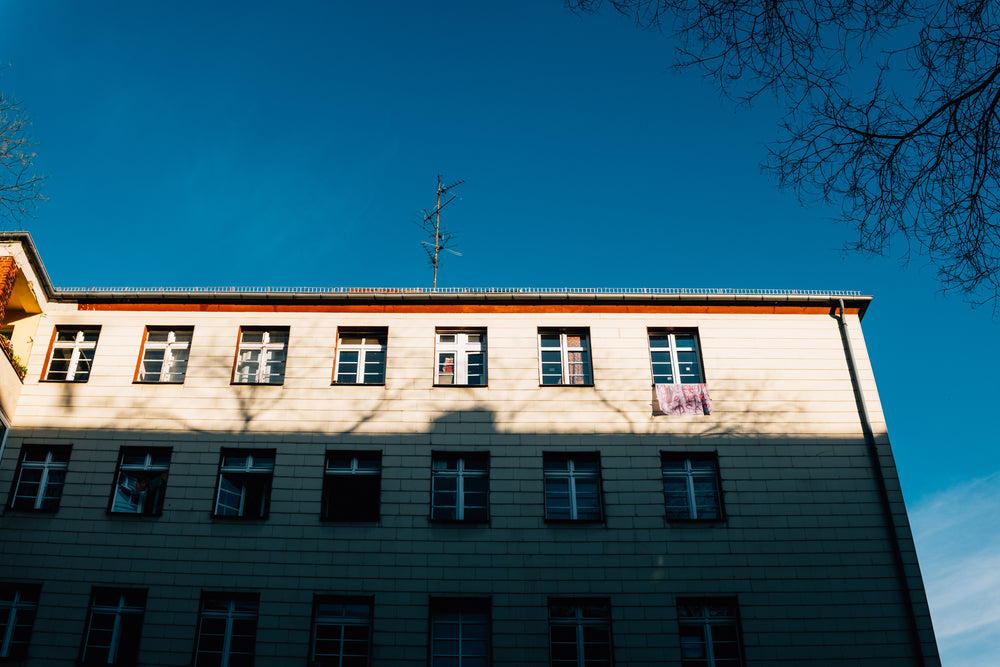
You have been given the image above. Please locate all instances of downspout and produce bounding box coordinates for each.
[835,299,926,666]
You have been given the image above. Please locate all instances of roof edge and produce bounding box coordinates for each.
[0,232,873,319]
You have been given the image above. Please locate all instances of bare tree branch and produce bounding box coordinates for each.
[568,0,1000,309]
[0,81,45,226]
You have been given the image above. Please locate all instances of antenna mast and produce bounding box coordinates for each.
[420,174,464,289]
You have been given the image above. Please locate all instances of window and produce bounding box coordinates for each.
[194,593,259,667]
[430,598,490,667]
[110,448,171,515]
[548,600,612,667]
[435,330,486,385]
[44,326,100,381]
[677,599,743,667]
[543,454,602,521]
[662,455,723,520]
[80,588,146,665]
[213,450,274,519]
[9,445,70,512]
[0,412,8,460]
[233,328,287,384]
[137,327,192,382]
[431,453,489,522]
[311,596,372,667]
[334,330,386,384]
[0,583,40,660]
[649,331,704,384]
[323,452,381,522]
[539,329,592,385]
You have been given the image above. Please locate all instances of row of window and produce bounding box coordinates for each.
[42,325,705,387]
[0,584,744,666]
[8,446,724,522]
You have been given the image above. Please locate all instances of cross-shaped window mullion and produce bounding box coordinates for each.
[567,460,579,520]
[0,594,20,657]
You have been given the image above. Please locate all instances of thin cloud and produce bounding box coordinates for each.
[910,473,1000,665]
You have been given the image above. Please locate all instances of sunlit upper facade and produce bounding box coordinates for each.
[0,232,939,666]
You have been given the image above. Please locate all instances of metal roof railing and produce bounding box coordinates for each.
[55,286,865,296]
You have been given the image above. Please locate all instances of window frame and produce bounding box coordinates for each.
[538,329,593,386]
[548,598,613,667]
[434,329,487,386]
[0,411,9,469]
[661,453,725,522]
[192,592,260,667]
[322,451,382,522]
[7,445,71,513]
[41,326,101,382]
[429,597,491,667]
[543,453,603,523]
[333,328,388,385]
[212,450,275,520]
[430,452,490,523]
[135,326,193,383]
[676,598,744,667]
[310,595,373,667]
[108,447,171,516]
[79,587,147,665]
[648,329,706,385]
[0,583,41,660]
[231,327,288,385]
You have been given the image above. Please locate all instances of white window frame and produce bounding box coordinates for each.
[435,330,487,385]
[431,453,489,522]
[110,448,171,515]
[430,599,491,667]
[334,331,387,384]
[323,452,382,522]
[10,446,70,511]
[649,331,704,385]
[44,327,100,382]
[194,595,259,667]
[548,600,612,667]
[539,329,592,385]
[233,328,287,384]
[662,455,723,520]
[0,585,39,659]
[311,596,373,666]
[137,327,192,383]
[678,599,743,667]
[214,451,275,518]
[543,455,602,521]
[80,589,146,665]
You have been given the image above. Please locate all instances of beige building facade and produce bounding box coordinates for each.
[0,232,939,665]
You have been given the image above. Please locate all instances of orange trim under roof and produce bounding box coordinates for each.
[78,303,862,315]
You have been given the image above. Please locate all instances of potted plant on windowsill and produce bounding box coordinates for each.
[0,335,27,380]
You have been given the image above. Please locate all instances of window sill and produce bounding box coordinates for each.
[331,382,386,387]
[433,383,488,388]
[230,381,284,386]
[544,518,605,525]
[39,378,90,384]
[538,383,595,388]
[321,517,381,524]
[666,517,726,524]
[430,518,490,525]
[6,506,60,514]
[133,380,186,385]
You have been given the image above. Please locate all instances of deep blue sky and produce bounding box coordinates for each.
[2,1,997,662]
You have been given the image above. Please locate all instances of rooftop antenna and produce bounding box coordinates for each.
[420,174,464,290]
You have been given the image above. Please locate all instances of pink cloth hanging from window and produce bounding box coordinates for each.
[655,383,712,415]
